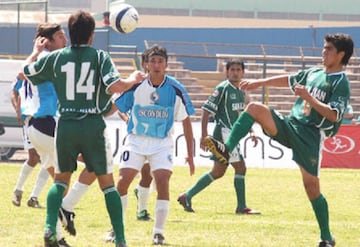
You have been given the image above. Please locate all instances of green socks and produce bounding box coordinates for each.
[104,186,126,244]
[186,172,214,199]
[311,194,332,241]
[45,182,67,233]
[225,112,255,152]
[234,174,246,209]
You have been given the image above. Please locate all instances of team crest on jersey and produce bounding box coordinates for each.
[230,93,237,99]
[212,90,219,97]
[150,91,160,103]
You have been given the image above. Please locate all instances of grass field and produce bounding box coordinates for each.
[0,161,359,247]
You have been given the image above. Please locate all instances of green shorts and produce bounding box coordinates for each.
[267,109,323,176]
[55,114,114,175]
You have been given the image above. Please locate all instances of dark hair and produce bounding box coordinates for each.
[325,33,354,65]
[34,23,61,41]
[226,59,245,71]
[141,49,150,63]
[68,10,95,46]
[147,45,168,62]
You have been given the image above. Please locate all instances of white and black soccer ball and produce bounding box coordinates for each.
[109,3,139,34]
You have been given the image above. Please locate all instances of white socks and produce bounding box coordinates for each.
[153,200,169,235]
[14,161,33,191]
[120,194,128,219]
[62,181,90,212]
[136,185,150,213]
[29,166,50,198]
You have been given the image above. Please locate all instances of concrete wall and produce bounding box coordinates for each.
[1,25,360,70]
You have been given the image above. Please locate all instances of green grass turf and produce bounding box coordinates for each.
[0,161,359,247]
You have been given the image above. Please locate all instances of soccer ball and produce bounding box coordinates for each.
[109,3,139,34]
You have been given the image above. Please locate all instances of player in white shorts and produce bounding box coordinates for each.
[113,45,196,245]
[11,76,46,208]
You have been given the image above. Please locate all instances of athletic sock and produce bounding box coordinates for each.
[136,185,150,213]
[234,174,246,209]
[120,194,128,219]
[62,181,90,212]
[153,199,169,235]
[55,218,63,241]
[310,194,332,241]
[225,112,255,152]
[14,161,33,191]
[45,182,67,234]
[186,172,214,199]
[104,186,125,244]
[30,166,50,198]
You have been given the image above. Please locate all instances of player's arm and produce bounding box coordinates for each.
[182,116,195,176]
[294,84,338,122]
[19,36,48,80]
[117,111,130,123]
[200,109,211,151]
[11,89,22,124]
[108,70,146,94]
[240,75,289,91]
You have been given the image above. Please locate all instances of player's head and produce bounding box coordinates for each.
[225,59,245,83]
[226,59,245,71]
[147,45,168,77]
[34,23,67,51]
[324,33,354,65]
[68,10,95,46]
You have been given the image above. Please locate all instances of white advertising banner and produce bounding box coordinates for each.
[105,119,298,169]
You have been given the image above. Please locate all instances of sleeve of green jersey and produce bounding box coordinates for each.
[202,84,224,115]
[23,54,54,86]
[99,51,121,92]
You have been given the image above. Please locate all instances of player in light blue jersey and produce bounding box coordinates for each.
[114,45,195,245]
[11,77,43,208]
[20,22,72,247]
[205,33,354,247]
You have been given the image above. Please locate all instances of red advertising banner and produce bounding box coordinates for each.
[322,125,360,169]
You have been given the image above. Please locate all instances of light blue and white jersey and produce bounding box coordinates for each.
[115,75,194,139]
[22,50,58,118]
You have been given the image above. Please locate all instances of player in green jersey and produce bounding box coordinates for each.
[205,33,354,247]
[23,10,146,247]
[178,59,259,215]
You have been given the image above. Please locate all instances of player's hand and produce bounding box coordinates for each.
[293,84,311,101]
[185,156,195,176]
[33,36,48,54]
[128,70,147,84]
[199,136,208,151]
[239,79,262,91]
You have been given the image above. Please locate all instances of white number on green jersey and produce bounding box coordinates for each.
[61,62,95,100]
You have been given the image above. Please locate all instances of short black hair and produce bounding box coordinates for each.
[325,33,354,65]
[226,59,245,71]
[68,10,95,46]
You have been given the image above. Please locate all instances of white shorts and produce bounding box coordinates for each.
[221,127,243,163]
[22,117,34,150]
[27,125,55,169]
[120,135,173,172]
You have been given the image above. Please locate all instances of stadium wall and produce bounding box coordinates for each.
[1,25,360,70]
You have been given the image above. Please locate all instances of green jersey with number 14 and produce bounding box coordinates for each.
[24,46,120,120]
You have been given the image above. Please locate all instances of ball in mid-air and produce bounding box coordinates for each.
[110,3,139,34]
